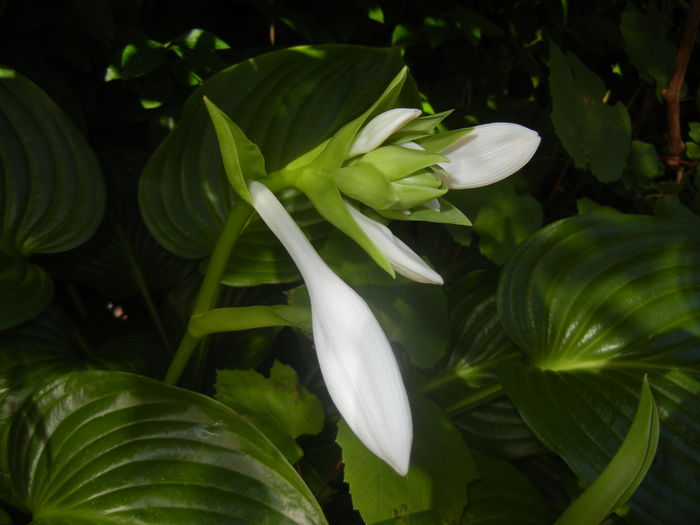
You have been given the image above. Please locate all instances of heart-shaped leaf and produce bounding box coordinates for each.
[0,67,105,328]
[497,211,700,523]
[5,370,327,524]
[139,44,410,260]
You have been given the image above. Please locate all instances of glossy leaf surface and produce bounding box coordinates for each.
[498,212,700,523]
[0,67,105,327]
[6,370,327,524]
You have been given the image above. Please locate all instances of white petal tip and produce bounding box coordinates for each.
[348,108,422,158]
[345,203,444,285]
[440,122,541,189]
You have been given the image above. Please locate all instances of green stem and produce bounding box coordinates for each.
[116,226,174,355]
[164,201,253,384]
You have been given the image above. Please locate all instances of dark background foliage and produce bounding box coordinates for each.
[1,0,699,523]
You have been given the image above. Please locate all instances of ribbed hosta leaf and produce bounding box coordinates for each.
[6,370,327,524]
[426,269,541,459]
[139,45,409,260]
[497,212,700,523]
[0,67,105,327]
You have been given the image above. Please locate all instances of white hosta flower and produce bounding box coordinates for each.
[345,203,443,285]
[248,181,413,475]
[437,123,540,189]
[347,108,422,158]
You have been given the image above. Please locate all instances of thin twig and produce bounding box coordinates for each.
[662,0,700,175]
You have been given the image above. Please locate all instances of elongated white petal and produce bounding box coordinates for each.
[249,181,413,475]
[348,108,421,158]
[346,203,443,285]
[438,123,540,189]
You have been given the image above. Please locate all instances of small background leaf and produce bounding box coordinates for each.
[620,2,675,94]
[337,395,477,525]
[448,176,543,264]
[215,360,324,463]
[548,43,631,183]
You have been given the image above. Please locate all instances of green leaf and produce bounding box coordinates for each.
[620,2,675,93]
[337,395,477,524]
[0,258,53,330]
[652,195,700,225]
[0,67,105,328]
[426,269,541,460]
[463,453,555,525]
[139,44,408,259]
[689,122,700,144]
[554,376,659,525]
[0,67,105,254]
[215,361,324,463]
[6,370,327,524]
[362,282,449,369]
[497,212,700,523]
[204,97,266,204]
[548,44,631,182]
[448,177,543,264]
[105,38,166,81]
[629,140,663,179]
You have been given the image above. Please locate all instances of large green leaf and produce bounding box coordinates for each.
[5,370,327,524]
[337,395,477,525]
[0,67,105,328]
[139,45,410,260]
[548,44,631,183]
[426,269,542,460]
[497,212,700,523]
